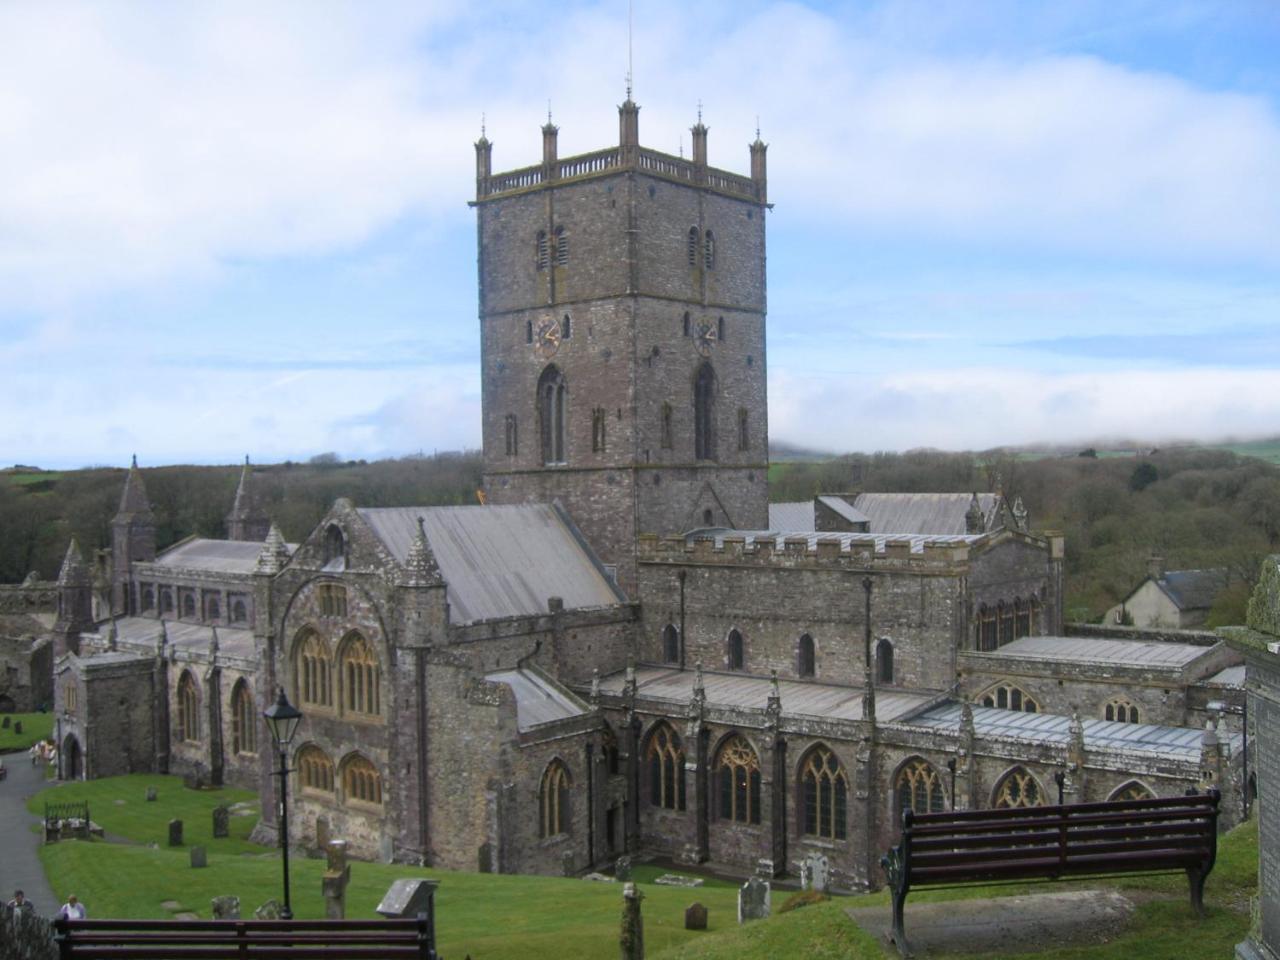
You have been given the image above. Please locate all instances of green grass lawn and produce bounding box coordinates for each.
[33,775,1257,960]
[0,711,54,752]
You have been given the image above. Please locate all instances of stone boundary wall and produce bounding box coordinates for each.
[0,904,57,960]
[1065,622,1220,646]
[0,583,56,616]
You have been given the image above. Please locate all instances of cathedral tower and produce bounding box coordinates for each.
[474,102,770,592]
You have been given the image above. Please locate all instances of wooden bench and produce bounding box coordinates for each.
[880,790,1219,957]
[53,916,439,960]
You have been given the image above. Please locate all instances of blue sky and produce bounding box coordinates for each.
[1,0,1278,468]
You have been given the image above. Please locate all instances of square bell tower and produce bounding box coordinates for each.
[473,100,771,593]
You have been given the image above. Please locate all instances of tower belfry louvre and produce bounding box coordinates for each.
[474,99,771,591]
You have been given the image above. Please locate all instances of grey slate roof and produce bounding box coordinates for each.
[484,669,588,731]
[1204,664,1246,688]
[768,501,815,530]
[154,538,291,575]
[990,635,1213,668]
[358,504,623,623]
[87,616,255,659]
[596,665,933,723]
[1158,569,1229,611]
[903,701,1239,760]
[768,493,1000,535]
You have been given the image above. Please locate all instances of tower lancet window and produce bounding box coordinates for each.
[694,362,717,461]
[505,414,519,456]
[704,230,716,269]
[535,230,549,271]
[687,227,700,266]
[538,365,568,465]
[554,225,568,266]
[561,314,571,339]
[592,407,607,453]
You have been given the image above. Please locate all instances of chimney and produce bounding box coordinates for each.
[1147,556,1165,581]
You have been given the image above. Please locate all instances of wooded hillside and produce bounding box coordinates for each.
[4,445,1276,623]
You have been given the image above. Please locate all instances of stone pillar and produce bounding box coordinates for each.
[620,882,644,960]
[322,840,351,920]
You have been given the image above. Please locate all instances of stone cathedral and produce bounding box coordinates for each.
[49,99,1247,891]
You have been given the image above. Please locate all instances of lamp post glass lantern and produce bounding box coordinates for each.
[263,687,302,919]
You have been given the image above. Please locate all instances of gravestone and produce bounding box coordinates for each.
[620,883,644,960]
[316,816,330,852]
[2,715,9,728]
[376,878,439,919]
[211,896,239,920]
[12,721,21,734]
[802,853,830,893]
[254,899,283,920]
[212,806,229,839]
[684,902,707,931]
[322,840,351,920]
[168,819,183,846]
[477,842,492,873]
[145,787,157,802]
[737,877,770,924]
[1228,557,1280,960]
[615,854,633,882]
[189,846,207,868]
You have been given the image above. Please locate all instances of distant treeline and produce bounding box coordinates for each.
[4,446,1277,624]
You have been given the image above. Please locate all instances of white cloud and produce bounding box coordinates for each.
[770,367,1280,452]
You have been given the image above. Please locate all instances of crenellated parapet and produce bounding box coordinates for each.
[636,532,975,571]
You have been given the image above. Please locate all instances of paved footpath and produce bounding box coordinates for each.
[0,755,58,916]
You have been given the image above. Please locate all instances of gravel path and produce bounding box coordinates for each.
[0,755,58,916]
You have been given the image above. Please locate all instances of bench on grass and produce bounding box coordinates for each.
[53,916,439,960]
[880,789,1219,957]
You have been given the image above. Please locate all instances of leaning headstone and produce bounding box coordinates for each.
[12,721,21,734]
[684,902,707,931]
[803,853,830,894]
[189,846,207,868]
[168,819,183,846]
[620,882,644,960]
[737,877,771,924]
[145,787,158,802]
[2,715,10,728]
[615,854,632,881]
[212,806,230,839]
[254,899,283,920]
[799,860,812,891]
[376,878,439,918]
[322,840,351,920]
[210,896,239,920]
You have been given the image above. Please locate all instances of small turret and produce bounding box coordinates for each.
[618,97,640,160]
[226,456,270,542]
[1012,496,1029,532]
[402,517,442,586]
[965,493,985,535]
[111,455,155,615]
[54,539,94,656]
[750,123,767,204]
[542,112,559,177]
[690,112,708,168]
[475,118,492,197]
[254,523,292,576]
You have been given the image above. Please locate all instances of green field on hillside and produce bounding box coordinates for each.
[32,775,1257,960]
[0,711,54,752]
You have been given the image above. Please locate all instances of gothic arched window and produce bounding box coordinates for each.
[1109,780,1155,802]
[800,745,847,839]
[646,723,686,810]
[535,230,549,271]
[727,628,744,671]
[979,683,1039,713]
[694,363,716,461]
[737,407,749,451]
[687,227,700,266]
[324,524,345,567]
[993,767,1044,809]
[341,754,382,806]
[539,760,572,838]
[703,230,716,269]
[505,414,519,456]
[977,604,996,650]
[205,594,221,621]
[141,585,155,612]
[561,314,571,339]
[538,366,568,465]
[298,744,334,795]
[1015,597,1031,638]
[662,624,679,664]
[797,634,815,678]
[895,757,946,817]
[339,632,381,719]
[176,671,199,743]
[715,734,761,824]
[181,591,196,620]
[876,638,894,685]
[231,680,256,755]
[295,631,332,710]
[553,225,568,266]
[231,598,248,623]
[1103,698,1141,723]
[998,601,1015,646]
[161,588,175,614]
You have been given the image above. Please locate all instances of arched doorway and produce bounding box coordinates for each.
[62,734,82,781]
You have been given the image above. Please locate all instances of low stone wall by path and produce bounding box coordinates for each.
[0,904,57,960]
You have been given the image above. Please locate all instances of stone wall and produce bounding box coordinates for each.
[0,634,52,712]
[1066,622,1221,646]
[0,904,57,960]
[0,581,56,616]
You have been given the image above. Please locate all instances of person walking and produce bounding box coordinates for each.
[57,894,85,920]
[7,890,34,915]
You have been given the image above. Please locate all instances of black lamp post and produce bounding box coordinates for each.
[263,687,302,920]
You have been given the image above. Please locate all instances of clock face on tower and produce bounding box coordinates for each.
[534,319,561,359]
[694,320,716,357]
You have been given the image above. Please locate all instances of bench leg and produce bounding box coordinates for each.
[890,887,912,958]
[1187,867,1207,918]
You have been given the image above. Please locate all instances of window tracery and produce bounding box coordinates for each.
[715,735,761,824]
[539,760,571,838]
[979,683,1039,713]
[993,767,1043,808]
[895,757,946,816]
[646,723,686,811]
[801,745,847,839]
